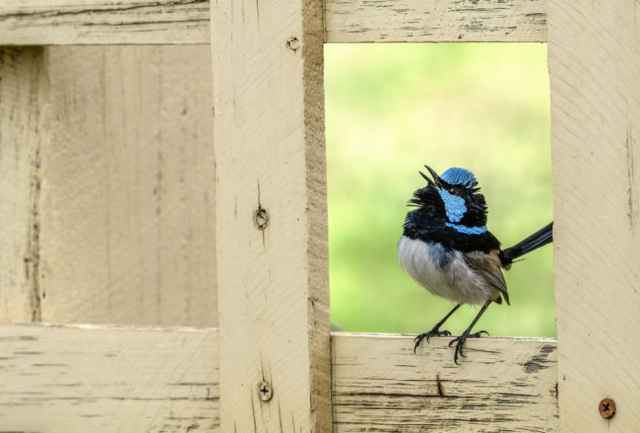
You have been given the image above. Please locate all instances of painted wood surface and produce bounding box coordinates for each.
[212,0,331,432]
[0,48,47,324]
[548,1,640,432]
[0,0,209,45]
[326,0,547,43]
[0,0,547,45]
[1,328,557,433]
[0,324,219,433]
[333,333,558,433]
[38,46,217,326]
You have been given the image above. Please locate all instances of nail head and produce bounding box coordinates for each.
[258,380,273,402]
[286,37,300,52]
[598,398,616,419]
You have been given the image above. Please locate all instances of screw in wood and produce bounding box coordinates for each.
[598,398,616,419]
[286,36,300,52]
[254,206,269,230]
[258,380,273,402]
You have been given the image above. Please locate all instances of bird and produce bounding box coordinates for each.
[398,165,553,364]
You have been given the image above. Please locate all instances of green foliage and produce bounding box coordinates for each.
[326,43,554,337]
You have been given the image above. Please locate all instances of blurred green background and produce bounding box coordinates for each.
[325,43,554,337]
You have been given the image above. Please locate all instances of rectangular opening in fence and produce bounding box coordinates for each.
[325,43,554,337]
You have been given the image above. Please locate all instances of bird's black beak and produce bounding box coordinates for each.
[422,165,443,187]
[418,170,433,186]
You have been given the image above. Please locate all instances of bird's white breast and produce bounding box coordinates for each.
[397,236,492,305]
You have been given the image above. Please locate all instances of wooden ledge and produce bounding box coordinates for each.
[0,325,557,432]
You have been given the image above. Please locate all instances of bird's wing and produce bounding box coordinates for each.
[463,250,509,305]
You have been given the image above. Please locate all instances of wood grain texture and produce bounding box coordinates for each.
[39,46,217,326]
[333,333,558,433]
[1,329,557,432]
[0,0,548,45]
[0,0,209,45]
[0,48,47,324]
[212,0,331,432]
[548,1,640,432]
[326,0,547,43]
[0,324,219,433]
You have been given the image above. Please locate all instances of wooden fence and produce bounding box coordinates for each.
[0,1,637,432]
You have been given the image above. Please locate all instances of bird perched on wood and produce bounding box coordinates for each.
[398,165,552,364]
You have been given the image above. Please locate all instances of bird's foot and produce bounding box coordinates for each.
[413,328,452,353]
[448,330,489,364]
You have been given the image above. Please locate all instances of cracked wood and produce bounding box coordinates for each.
[0,324,219,433]
[212,0,331,432]
[0,0,547,45]
[326,0,547,43]
[1,328,557,432]
[333,333,558,433]
[0,0,210,45]
[0,48,48,324]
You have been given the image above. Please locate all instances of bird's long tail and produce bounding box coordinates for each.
[499,222,553,268]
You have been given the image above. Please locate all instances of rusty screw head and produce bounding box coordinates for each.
[258,380,273,402]
[598,398,616,419]
[254,206,269,230]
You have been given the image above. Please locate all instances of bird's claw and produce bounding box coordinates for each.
[449,330,489,364]
[447,330,489,347]
[413,329,452,353]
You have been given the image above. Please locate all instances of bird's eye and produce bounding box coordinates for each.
[449,186,464,196]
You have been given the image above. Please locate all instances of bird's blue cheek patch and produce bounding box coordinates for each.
[437,188,466,222]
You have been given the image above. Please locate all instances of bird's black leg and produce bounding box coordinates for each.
[414,303,461,353]
[448,300,492,364]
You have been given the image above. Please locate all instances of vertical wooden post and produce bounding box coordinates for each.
[548,1,640,431]
[0,48,47,323]
[212,1,331,432]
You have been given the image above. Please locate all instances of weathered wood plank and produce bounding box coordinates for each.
[0,0,548,45]
[326,0,547,43]
[0,48,47,324]
[212,0,331,431]
[333,333,558,433]
[0,324,219,433]
[39,46,217,326]
[1,329,557,432]
[0,0,209,45]
[548,1,640,432]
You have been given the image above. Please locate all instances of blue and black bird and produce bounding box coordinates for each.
[398,165,552,364]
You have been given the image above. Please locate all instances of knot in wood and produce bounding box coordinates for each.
[254,206,269,230]
[258,380,273,402]
[598,398,616,419]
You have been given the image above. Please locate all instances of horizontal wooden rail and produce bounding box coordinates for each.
[0,0,547,45]
[326,0,547,43]
[0,325,558,433]
[333,332,558,433]
[0,324,220,433]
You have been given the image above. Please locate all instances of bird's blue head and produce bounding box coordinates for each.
[440,167,477,189]
[407,165,488,234]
